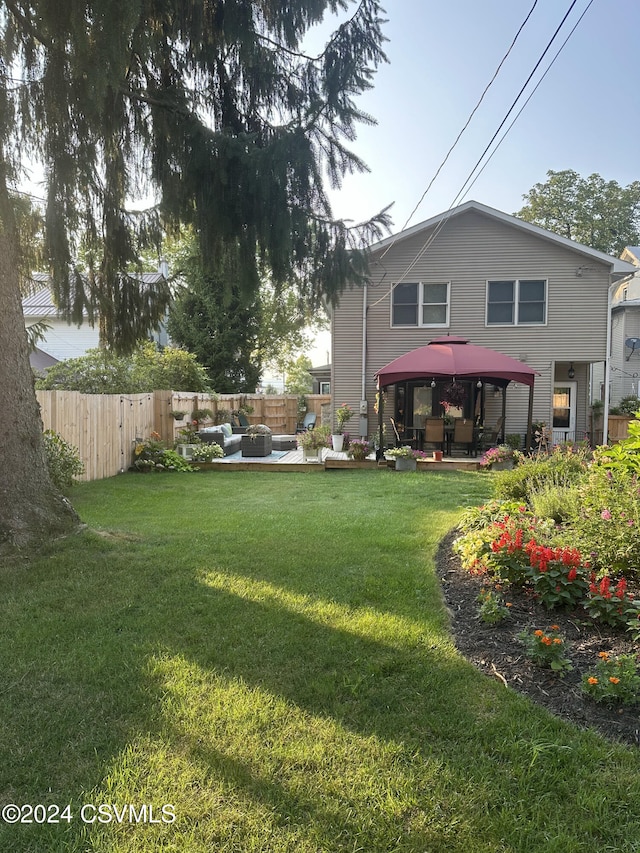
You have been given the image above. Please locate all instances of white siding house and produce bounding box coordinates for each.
[23,269,169,368]
[608,247,640,403]
[331,201,635,449]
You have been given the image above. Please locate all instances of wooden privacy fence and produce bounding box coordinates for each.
[37,390,331,481]
[37,390,156,481]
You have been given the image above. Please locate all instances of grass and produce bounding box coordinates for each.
[1,469,640,852]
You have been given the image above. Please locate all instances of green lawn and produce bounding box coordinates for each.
[2,469,640,852]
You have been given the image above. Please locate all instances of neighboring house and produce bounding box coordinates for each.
[23,273,100,363]
[331,200,636,447]
[22,265,170,367]
[608,246,640,403]
[309,363,331,395]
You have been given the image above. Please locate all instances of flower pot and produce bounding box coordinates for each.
[302,446,323,463]
[395,457,417,472]
[492,460,513,471]
[332,434,344,452]
[433,450,443,462]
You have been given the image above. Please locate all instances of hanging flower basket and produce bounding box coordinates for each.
[441,381,467,408]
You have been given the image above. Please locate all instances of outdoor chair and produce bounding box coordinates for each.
[481,416,504,450]
[234,412,251,429]
[423,417,445,452]
[451,418,475,456]
[296,412,317,433]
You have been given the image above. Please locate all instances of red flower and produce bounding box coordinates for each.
[567,568,577,582]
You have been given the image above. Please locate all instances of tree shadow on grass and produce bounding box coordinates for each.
[2,531,640,852]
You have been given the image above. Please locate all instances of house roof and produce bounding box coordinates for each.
[29,346,59,371]
[369,200,637,277]
[375,335,539,389]
[21,271,167,317]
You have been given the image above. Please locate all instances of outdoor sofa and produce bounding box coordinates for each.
[198,423,243,456]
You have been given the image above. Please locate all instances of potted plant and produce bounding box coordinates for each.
[192,408,214,426]
[190,443,224,462]
[333,403,354,452]
[169,409,187,421]
[479,444,516,471]
[242,424,273,457]
[441,381,467,409]
[385,445,424,471]
[297,425,331,462]
[347,437,370,461]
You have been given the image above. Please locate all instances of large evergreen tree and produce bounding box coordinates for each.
[0,0,389,552]
[167,232,322,392]
[517,170,640,255]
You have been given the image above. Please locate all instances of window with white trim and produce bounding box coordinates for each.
[486,279,546,325]
[392,282,450,327]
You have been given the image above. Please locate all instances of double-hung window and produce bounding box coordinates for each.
[392,282,450,327]
[486,279,546,325]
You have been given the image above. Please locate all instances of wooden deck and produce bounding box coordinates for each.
[192,449,481,472]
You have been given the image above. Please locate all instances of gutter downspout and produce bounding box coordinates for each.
[602,272,634,444]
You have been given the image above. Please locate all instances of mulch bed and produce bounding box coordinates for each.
[437,530,640,749]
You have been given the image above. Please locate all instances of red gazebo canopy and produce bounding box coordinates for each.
[375,336,539,388]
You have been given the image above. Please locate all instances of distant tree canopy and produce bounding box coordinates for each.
[35,343,211,394]
[284,355,314,396]
[516,170,640,256]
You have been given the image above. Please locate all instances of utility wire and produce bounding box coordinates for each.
[398,0,538,236]
[370,0,591,308]
[447,0,596,209]
[379,0,540,264]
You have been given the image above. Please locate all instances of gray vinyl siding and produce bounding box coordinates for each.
[333,209,614,442]
[611,304,640,402]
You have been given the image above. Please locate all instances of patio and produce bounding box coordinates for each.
[193,446,480,472]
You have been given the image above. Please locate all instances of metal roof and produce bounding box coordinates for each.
[21,272,166,317]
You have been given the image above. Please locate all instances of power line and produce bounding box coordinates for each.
[452,0,596,206]
[371,0,592,308]
[397,0,539,236]
[379,0,540,264]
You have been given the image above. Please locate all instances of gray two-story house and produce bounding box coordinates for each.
[331,200,635,449]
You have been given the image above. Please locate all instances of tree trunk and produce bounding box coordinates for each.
[0,191,80,555]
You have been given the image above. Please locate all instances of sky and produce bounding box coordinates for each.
[304,0,640,365]
[19,1,640,371]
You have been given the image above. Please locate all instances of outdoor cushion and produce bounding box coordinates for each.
[220,422,233,437]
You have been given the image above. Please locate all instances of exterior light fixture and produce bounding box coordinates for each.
[568,362,575,379]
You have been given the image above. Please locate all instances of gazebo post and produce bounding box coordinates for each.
[501,388,507,442]
[377,381,384,461]
[526,384,534,451]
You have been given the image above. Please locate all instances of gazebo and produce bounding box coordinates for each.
[374,336,540,456]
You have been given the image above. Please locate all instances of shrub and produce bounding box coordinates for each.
[609,395,640,416]
[570,466,640,579]
[529,483,582,524]
[190,444,224,461]
[493,444,591,504]
[505,433,522,450]
[42,430,85,490]
[519,625,572,673]
[132,433,194,472]
[477,587,511,624]
[582,653,640,705]
[36,342,212,393]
